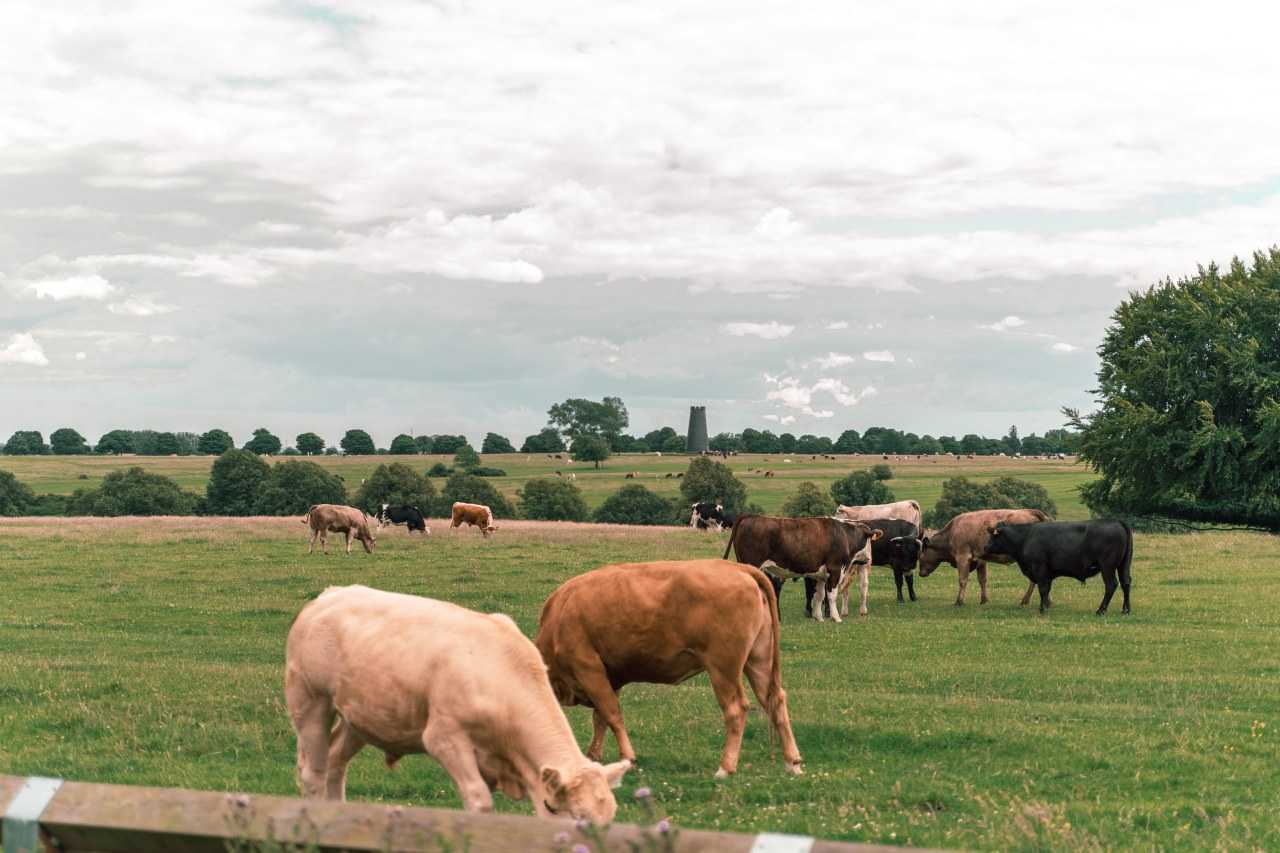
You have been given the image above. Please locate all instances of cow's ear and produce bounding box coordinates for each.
[603,759,631,789]
[869,529,883,541]
[987,525,999,535]
[541,766,565,795]
[921,536,929,549]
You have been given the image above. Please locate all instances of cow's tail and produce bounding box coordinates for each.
[300,505,315,524]
[723,515,747,560]
[744,563,786,752]
[1118,520,1134,587]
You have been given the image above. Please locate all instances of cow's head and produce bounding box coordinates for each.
[540,760,631,824]
[356,525,376,553]
[917,533,945,576]
[887,535,923,572]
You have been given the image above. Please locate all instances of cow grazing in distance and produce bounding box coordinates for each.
[689,501,736,531]
[724,515,881,621]
[763,470,775,478]
[285,586,630,819]
[450,502,498,537]
[837,499,923,530]
[535,560,802,779]
[986,520,1134,614]
[302,504,376,555]
[918,509,1049,605]
[377,503,429,535]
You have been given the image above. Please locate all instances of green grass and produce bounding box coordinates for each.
[3,452,1096,519]
[1,516,1277,850]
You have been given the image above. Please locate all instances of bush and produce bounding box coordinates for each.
[518,478,589,521]
[67,467,198,516]
[924,476,1058,529]
[469,466,507,477]
[0,470,35,515]
[154,432,181,455]
[26,493,69,516]
[520,428,566,453]
[205,449,270,515]
[593,484,678,525]
[255,460,347,515]
[438,473,513,518]
[295,432,325,455]
[680,457,748,512]
[431,435,468,455]
[197,429,234,455]
[871,463,893,481]
[830,470,895,508]
[454,445,481,470]
[427,462,452,478]
[354,463,436,515]
[781,482,836,517]
[482,432,516,454]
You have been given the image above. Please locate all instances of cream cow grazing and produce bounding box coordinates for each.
[285,585,630,821]
[302,504,376,554]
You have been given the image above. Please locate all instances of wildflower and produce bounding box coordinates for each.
[572,845,590,853]
[656,818,671,834]
[634,786,652,800]
[554,831,570,844]
[574,819,591,831]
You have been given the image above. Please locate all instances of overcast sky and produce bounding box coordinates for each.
[3,2,1279,448]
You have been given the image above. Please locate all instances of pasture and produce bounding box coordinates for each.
[2,515,1277,850]
[2,452,1095,518]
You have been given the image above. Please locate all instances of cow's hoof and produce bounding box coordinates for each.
[1095,608,1107,616]
[713,768,731,780]
[785,762,804,776]
[858,610,868,618]
[1122,607,1131,615]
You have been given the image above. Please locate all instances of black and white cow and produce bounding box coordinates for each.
[689,501,736,531]
[376,503,430,535]
[986,520,1133,614]
[807,517,922,617]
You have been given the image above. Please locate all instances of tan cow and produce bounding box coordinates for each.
[837,499,923,529]
[450,501,497,536]
[536,560,803,779]
[302,504,376,554]
[285,585,630,821]
[918,509,1050,605]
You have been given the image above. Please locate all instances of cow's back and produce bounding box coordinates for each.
[731,516,834,568]
[944,508,1047,559]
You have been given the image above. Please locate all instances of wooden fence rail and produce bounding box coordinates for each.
[1,775,936,853]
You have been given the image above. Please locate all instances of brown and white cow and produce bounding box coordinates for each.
[918,508,1050,605]
[450,501,498,537]
[302,504,376,554]
[836,499,923,529]
[285,585,630,821]
[535,560,802,779]
[723,515,881,621]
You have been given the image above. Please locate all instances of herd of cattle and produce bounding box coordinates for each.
[285,491,1135,824]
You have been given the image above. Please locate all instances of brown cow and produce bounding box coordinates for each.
[918,508,1050,605]
[302,504,376,555]
[536,560,802,779]
[285,586,630,820]
[450,501,497,537]
[763,470,775,478]
[724,515,881,621]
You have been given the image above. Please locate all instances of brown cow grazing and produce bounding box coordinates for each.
[302,504,376,555]
[836,499,923,530]
[536,560,802,779]
[450,501,497,537]
[918,508,1049,605]
[724,515,881,621]
[763,470,775,478]
[286,586,630,820]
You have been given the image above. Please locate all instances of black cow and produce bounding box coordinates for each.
[376,503,429,535]
[807,517,922,616]
[689,501,736,531]
[985,520,1133,614]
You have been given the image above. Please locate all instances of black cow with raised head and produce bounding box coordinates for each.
[808,517,923,617]
[376,503,430,535]
[689,501,736,531]
[985,520,1133,614]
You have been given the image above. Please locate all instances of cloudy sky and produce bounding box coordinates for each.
[3,2,1279,447]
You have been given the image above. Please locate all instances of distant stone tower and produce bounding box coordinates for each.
[686,406,709,453]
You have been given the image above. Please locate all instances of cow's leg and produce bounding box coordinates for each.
[837,570,852,618]
[588,709,611,762]
[893,568,905,603]
[771,575,789,619]
[905,571,917,602]
[707,663,751,778]
[423,717,493,813]
[1096,565,1118,615]
[856,562,869,617]
[575,664,636,763]
[308,528,319,554]
[744,632,802,775]
[954,560,971,606]
[976,561,990,605]
[325,717,366,800]
[1037,577,1053,613]
[344,529,353,554]
[285,667,334,799]
[1020,579,1036,606]
[319,530,328,555]
[802,576,816,618]
[809,578,827,623]
[1120,557,1132,615]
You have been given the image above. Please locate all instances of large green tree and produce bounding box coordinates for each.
[481,432,516,454]
[244,428,282,455]
[679,457,748,512]
[354,463,436,514]
[388,434,418,455]
[205,449,270,515]
[50,428,89,455]
[520,428,566,453]
[0,470,35,515]
[254,461,347,515]
[340,429,376,455]
[95,430,134,455]
[296,432,325,456]
[197,429,234,455]
[547,397,628,442]
[4,431,47,455]
[1070,250,1280,526]
[570,435,611,469]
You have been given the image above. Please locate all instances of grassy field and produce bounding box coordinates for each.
[1,515,1278,850]
[1,452,1096,519]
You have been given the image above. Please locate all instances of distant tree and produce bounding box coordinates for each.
[67,467,197,516]
[938,436,960,455]
[454,445,482,471]
[0,470,35,516]
[610,433,644,452]
[49,428,89,455]
[389,434,418,455]
[1001,425,1022,455]
[414,435,434,454]
[795,435,833,454]
[781,482,836,517]
[197,429,234,455]
[205,449,270,516]
[95,430,135,455]
[740,428,781,454]
[959,434,985,455]
[481,432,516,454]
[870,463,893,481]
[282,447,300,456]
[833,429,862,454]
[174,432,200,456]
[295,432,325,456]
[924,476,1057,528]
[643,427,678,449]
[708,432,741,453]
[324,446,339,456]
[917,435,943,455]
[243,428,282,455]
[340,429,376,455]
[679,457,748,512]
[547,397,628,442]
[154,432,181,455]
[520,428,566,453]
[252,460,347,515]
[438,473,513,517]
[430,434,468,455]
[660,433,686,454]
[777,433,797,453]
[426,462,452,477]
[593,484,677,525]
[830,470,894,508]
[4,431,48,455]
[518,478,589,521]
[354,463,436,515]
[570,435,611,469]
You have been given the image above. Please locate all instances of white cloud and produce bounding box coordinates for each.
[825,321,849,330]
[981,316,1027,332]
[23,274,116,301]
[1051,342,1079,352]
[74,351,86,361]
[725,321,795,340]
[109,297,177,317]
[754,207,802,241]
[812,351,856,369]
[762,414,798,425]
[764,373,877,417]
[862,350,896,362]
[0,333,49,366]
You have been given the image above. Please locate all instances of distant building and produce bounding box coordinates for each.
[687,406,709,453]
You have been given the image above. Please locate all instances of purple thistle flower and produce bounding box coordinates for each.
[656,818,671,834]
[554,831,570,844]
[574,818,591,831]
[572,845,590,853]
[633,786,652,800]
